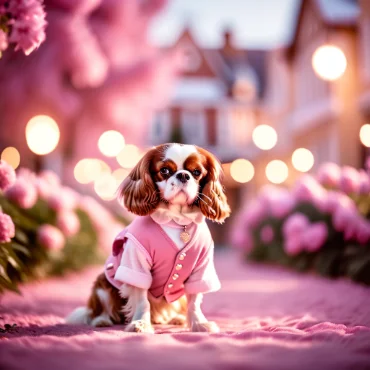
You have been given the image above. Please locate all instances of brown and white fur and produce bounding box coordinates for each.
[66,143,231,333]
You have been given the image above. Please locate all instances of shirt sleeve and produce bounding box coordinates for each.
[113,239,153,289]
[184,243,221,295]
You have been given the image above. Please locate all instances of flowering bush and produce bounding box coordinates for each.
[0,161,125,293]
[232,159,370,285]
[0,0,47,56]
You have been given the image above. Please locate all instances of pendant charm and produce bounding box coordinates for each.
[180,225,191,243]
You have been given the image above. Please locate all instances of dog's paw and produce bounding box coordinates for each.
[125,320,155,333]
[168,315,186,326]
[190,321,220,333]
[91,315,113,327]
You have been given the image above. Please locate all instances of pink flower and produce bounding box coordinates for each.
[323,191,356,214]
[260,186,296,219]
[332,204,358,233]
[316,162,341,188]
[47,186,79,211]
[293,175,327,208]
[356,221,370,245]
[339,166,361,195]
[56,210,80,237]
[5,179,37,209]
[35,177,52,199]
[0,161,16,191]
[260,225,274,244]
[39,170,60,187]
[284,235,303,256]
[358,169,370,195]
[37,224,65,251]
[302,222,328,252]
[283,213,309,238]
[243,200,266,228]
[17,167,37,183]
[0,29,8,51]
[7,0,47,56]
[0,212,15,243]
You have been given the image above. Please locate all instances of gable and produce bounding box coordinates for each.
[174,29,218,78]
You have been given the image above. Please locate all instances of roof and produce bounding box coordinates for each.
[168,27,267,100]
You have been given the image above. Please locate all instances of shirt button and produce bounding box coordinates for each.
[176,264,182,270]
[179,253,186,260]
[168,283,173,289]
[172,274,179,280]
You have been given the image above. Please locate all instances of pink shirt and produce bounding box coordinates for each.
[105,215,221,303]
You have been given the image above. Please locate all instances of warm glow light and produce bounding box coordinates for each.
[116,144,142,168]
[112,168,129,183]
[252,125,277,150]
[74,159,111,184]
[98,130,125,157]
[360,124,370,147]
[230,159,254,183]
[26,115,60,155]
[94,173,118,201]
[312,45,347,81]
[266,160,288,184]
[291,148,314,172]
[1,147,20,169]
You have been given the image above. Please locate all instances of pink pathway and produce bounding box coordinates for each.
[1,250,370,370]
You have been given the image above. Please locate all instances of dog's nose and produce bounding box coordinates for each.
[176,172,190,183]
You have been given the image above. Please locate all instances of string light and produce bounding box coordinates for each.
[230,159,254,183]
[26,115,60,155]
[116,144,142,168]
[266,160,288,184]
[252,125,277,150]
[292,148,314,172]
[98,130,125,157]
[1,147,20,169]
[312,45,347,81]
[360,124,370,147]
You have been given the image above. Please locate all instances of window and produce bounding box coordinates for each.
[181,109,206,145]
[150,110,170,143]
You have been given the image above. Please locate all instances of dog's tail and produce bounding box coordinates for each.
[65,306,92,325]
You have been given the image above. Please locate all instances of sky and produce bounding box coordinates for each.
[149,0,300,49]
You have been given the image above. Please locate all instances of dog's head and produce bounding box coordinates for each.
[118,143,231,223]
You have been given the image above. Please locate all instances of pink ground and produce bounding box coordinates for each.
[1,250,370,370]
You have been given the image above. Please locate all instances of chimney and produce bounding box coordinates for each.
[222,27,235,55]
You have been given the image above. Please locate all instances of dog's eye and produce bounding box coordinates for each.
[160,167,170,175]
[192,169,201,177]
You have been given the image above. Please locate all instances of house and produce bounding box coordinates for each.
[251,0,363,190]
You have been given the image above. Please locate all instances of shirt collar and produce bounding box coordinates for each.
[150,203,205,226]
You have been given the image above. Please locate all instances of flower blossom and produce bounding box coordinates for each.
[37,224,65,251]
[0,161,16,191]
[0,212,15,243]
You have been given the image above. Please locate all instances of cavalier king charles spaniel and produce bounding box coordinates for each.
[66,143,231,333]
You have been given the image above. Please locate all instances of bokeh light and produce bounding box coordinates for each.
[98,130,125,157]
[74,159,110,184]
[252,125,278,150]
[1,147,20,169]
[230,159,254,183]
[360,124,370,147]
[265,160,289,184]
[94,173,118,201]
[312,45,347,81]
[116,144,142,168]
[291,148,314,172]
[26,115,60,155]
[112,168,129,183]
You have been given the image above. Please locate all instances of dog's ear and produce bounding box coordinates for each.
[196,147,231,223]
[118,148,160,216]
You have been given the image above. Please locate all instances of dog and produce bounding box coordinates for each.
[66,143,231,333]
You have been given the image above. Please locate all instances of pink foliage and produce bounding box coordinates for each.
[283,235,302,256]
[293,175,327,211]
[0,161,16,191]
[0,212,15,243]
[260,225,274,244]
[56,210,80,236]
[317,162,341,188]
[259,185,296,219]
[37,224,65,250]
[47,186,79,211]
[302,222,328,253]
[358,169,370,195]
[339,166,361,195]
[0,29,8,51]
[1,0,47,55]
[5,178,37,209]
[283,213,309,238]
[0,0,176,151]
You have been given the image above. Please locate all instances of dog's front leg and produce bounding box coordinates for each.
[186,293,219,333]
[122,286,154,333]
